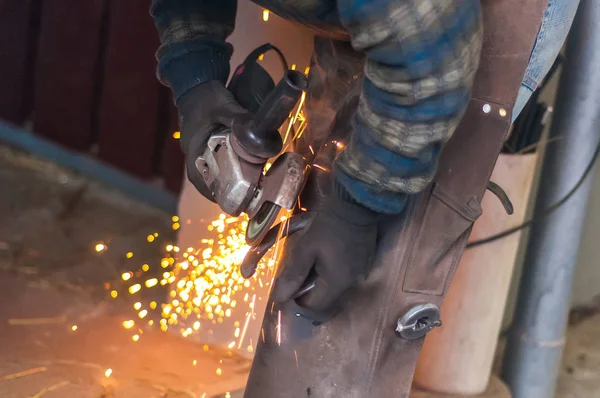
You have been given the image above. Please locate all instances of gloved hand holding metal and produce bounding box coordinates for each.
[177,81,250,201]
[273,184,380,316]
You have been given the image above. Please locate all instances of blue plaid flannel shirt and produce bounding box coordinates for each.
[151,0,483,214]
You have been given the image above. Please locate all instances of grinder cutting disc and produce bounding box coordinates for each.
[245,201,281,246]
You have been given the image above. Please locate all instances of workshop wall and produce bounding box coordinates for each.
[0,0,184,193]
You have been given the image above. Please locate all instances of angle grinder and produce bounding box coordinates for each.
[195,44,310,246]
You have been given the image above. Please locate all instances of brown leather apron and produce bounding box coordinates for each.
[244,0,550,396]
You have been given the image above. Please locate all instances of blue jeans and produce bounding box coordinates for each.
[512,0,581,121]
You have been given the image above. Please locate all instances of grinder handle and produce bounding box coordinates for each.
[233,70,308,160]
[251,70,308,138]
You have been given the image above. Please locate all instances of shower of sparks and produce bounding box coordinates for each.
[108,213,284,359]
[97,70,310,379]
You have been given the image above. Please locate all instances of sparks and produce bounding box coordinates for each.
[145,278,158,288]
[71,325,78,332]
[172,131,180,139]
[104,368,112,378]
[262,9,270,21]
[277,310,282,346]
[95,243,106,252]
[128,284,141,294]
[122,320,135,329]
[114,212,283,352]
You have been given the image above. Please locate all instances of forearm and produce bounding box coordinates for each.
[335,0,483,214]
[151,0,237,101]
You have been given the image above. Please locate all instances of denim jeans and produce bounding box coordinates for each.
[512,0,581,121]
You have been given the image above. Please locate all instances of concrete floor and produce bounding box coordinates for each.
[0,145,249,397]
[0,144,599,397]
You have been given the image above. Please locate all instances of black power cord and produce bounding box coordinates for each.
[466,139,600,249]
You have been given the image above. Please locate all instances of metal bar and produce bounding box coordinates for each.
[501,1,600,396]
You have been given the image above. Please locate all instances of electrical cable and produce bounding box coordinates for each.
[467,139,600,249]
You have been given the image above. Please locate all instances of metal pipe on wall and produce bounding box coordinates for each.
[501,1,600,397]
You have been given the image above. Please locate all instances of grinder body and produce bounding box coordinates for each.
[195,45,309,244]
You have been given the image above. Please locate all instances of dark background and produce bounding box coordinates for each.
[0,0,184,193]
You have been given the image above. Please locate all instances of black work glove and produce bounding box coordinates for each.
[273,183,381,318]
[178,81,250,201]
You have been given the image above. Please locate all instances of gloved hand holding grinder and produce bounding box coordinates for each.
[178,80,381,319]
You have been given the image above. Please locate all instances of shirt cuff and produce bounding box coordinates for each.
[158,41,232,102]
[334,166,408,215]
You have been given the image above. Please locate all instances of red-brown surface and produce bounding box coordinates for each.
[0,0,37,123]
[33,0,106,151]
[96,0,163,178]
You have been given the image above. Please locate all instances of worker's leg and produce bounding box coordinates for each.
[512,0,581,119]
